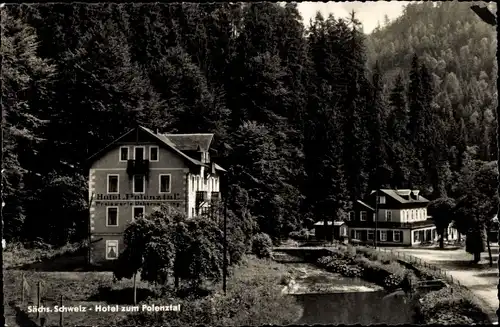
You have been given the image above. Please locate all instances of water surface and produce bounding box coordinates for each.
[284,263,415,325]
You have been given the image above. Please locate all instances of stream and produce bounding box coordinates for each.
[282,262,416,325]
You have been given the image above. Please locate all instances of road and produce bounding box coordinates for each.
[390,245,498,323]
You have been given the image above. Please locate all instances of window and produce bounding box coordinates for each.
[355,231,362,240]
[134,146,145,160]
[380,231,387,242]
[367,230,374,240]
[106,240,118,260]
[393,231,401,242]
[414,231,420,242]
[132,206,145,220]
[386,210,392,222]
[378,196,386,204]
[402,210,406,222]
[119,147,129,162]
[412,210,416,220]
[348,211,355,221]
[107,175,119,194]
[360,211,367,221]
[149,146,159,162]
[133,175,145,194]
[373,213,376,221]
[106,207,119,226]
[159,174,171,193]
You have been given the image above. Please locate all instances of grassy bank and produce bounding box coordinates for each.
[310,244,491,324]
[4,251,301,326]
[119,256,302,326]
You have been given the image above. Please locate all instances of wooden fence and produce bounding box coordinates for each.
[19,274,65,327]
[376,247,497,322]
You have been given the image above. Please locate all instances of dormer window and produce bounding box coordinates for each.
[378,196,386,204]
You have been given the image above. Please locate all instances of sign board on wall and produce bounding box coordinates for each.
[94,193,183,207]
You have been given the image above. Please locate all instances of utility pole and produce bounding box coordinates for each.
[222,173,228,295]
[374,189,379,248]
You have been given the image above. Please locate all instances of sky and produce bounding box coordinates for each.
[297,1,414,34]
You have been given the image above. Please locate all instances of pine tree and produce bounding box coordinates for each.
[367,62,391,191]
[1,9,56,241]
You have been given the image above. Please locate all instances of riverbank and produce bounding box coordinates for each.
[386,246,498,323]
[4,256,303,326]
[281,244,492,324]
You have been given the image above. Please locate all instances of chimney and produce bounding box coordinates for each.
[412,190,420,200]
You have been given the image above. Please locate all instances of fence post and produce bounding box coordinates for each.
[21,273,25,305]
[37,281,41,319]
[60,295,64,327]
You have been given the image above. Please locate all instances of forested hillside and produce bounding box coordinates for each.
[2,2,497,247]
[367,2,498,163]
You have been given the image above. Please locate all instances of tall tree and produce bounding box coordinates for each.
[1,9,55,241]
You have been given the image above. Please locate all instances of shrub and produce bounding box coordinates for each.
[120,275,302,326]
[288,228,311,241]
[251,233,273,259]
[417,286,490,324]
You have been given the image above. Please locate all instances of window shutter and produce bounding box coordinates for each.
[399,231,403,243]
[377,230,381,241]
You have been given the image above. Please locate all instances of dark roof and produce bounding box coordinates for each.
[162,134,214,152]
[379,189,429,204]
[87,126,226,171]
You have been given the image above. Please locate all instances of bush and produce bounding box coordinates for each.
[251,233,273,259]
[288,228,311,241]
[120,274,302,326]
[417,286,490,324]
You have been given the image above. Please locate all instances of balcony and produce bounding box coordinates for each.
[126,159,150,178]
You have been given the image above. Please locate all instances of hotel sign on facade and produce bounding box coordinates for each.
[94,193,184,207]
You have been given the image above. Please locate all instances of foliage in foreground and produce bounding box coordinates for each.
[119,257,302,326]
[113,205,226,289]
[416,286,490,324]
[251,233,273,259]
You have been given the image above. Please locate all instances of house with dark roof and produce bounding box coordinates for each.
[87,125,225,264]
[346,189,456,246]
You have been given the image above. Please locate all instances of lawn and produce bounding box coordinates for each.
[4,247,298,326]
[4,269,155,326]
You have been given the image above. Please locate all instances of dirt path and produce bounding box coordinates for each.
[390,246,498,323]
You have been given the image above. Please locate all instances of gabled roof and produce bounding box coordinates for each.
[162,134,214,152]
[87,126,221,169]
[379,189,429,204]
[357,200,375,211]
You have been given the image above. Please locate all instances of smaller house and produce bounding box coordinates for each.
[347,189,447,246]
[314,221,348,241]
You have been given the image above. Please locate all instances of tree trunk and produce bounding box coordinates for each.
[133,272,137,305]
[473,252,481,263]
[439,235,444,249]
[487,228,493,267]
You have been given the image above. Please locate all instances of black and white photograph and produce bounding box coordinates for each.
[1,1,498,326]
